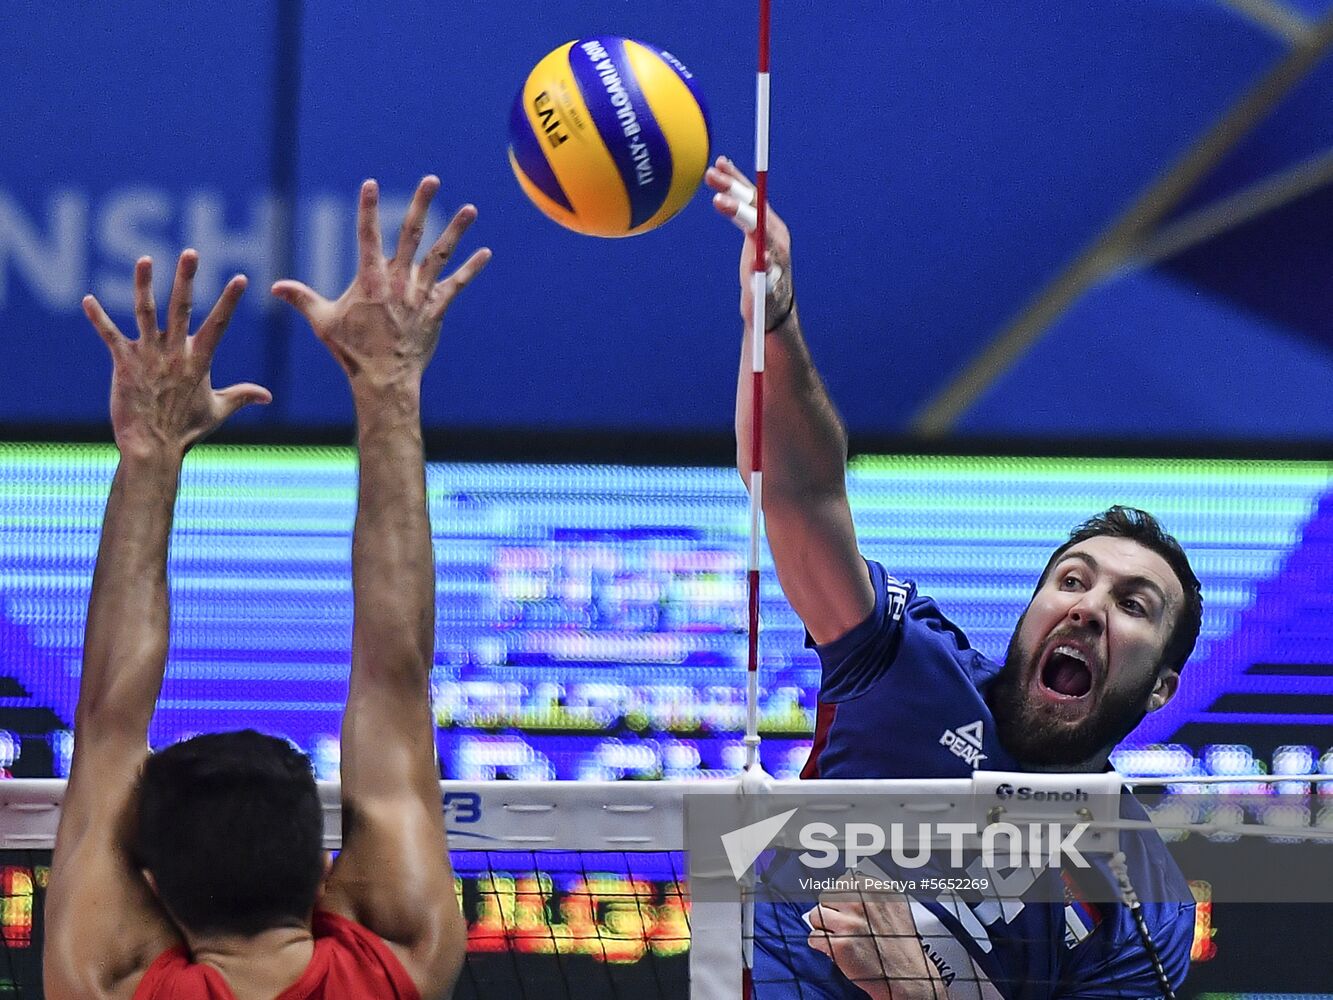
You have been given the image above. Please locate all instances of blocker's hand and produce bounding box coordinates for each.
[272,176,491,388]
[705,155,794,332]
[806,887,946,1000]
[82,252,271,458]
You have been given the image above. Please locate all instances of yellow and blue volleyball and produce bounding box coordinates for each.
[508,37,711,237]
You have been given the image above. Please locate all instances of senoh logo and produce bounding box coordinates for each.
[995,784,1089,803]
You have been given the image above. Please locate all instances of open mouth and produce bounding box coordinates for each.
[1038,643,1094,699]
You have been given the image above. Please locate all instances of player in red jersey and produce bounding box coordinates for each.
[43,176,490,1000]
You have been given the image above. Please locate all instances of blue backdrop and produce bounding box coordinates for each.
[4,1,1333,441]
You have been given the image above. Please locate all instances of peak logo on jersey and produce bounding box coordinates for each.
[939,720,987,768]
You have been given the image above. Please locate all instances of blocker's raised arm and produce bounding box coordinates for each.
[46,254,269,1000]
[274,176,490,1000]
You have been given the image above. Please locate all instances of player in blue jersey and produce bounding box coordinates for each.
[707,156,1201,999]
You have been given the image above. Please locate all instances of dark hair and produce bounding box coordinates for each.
[1038,506,1203,676]
[134,730,325,937]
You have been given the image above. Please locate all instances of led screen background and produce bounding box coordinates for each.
[1,443,1330,783]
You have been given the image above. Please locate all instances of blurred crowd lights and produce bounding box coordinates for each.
[0,866,35,948]
[431,679,812,737]
[445,733,813,782]
[1114,743,1333,846]
[1112,743,1333,787]
[459,868,689,963]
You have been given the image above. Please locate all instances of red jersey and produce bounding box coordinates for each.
[132,910,421,1000]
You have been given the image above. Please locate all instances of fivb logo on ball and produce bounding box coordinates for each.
[508,36,711,237]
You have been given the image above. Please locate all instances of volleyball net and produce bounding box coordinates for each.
[2,774,1333,998]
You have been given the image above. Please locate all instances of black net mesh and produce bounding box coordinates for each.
[0,849,689,1000]
[2,845,1332,997]
[453,850,689,1000]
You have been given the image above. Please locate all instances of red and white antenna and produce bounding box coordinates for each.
[743,0,773,777]
[741,6,773,997]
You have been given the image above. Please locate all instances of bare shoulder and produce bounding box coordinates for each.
[43,958,154,1000]
[320,792,464,999]
[45,740,181,1000]
[374,922,466,1000]
[44,837,175,1000]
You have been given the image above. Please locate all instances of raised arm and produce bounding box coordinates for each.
[45,254,269,999]
[707,157,874,644]
[272,177,490,1000]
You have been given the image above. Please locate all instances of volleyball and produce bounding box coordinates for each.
[508,37,711,237]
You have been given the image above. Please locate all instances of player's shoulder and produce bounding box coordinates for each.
[43,948,162,1000]
[314,908,392,950]
[866,561,913,614]
[45,830,182,1000]
[1072,894,1194,991]
[813,559,999,704]
[1057,847,1194,992]
[861,561,975,650]
[876,564,1000,686]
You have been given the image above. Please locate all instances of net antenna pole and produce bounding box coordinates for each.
[742,5,774,999]
[744,0,773,778]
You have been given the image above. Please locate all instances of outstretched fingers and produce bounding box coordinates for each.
[191,274,249,361]
[82,294,126,355]
[707,154,756,190]
[391,175,441,281]
[427,247,492,321]
[356,179,386,292]
[215,380,273,417]
[270,279,331,326]
[166,250,199,345]
[133,257,159,339]
[417,203,479,290]
[706,156,759,234]
[712,191,757,234]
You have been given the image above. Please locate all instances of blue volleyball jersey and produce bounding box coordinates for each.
[753,560,1195,999]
